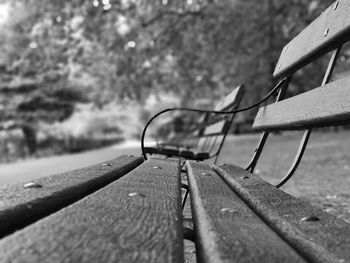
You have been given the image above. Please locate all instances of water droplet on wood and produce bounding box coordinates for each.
[334,2,339,10]
[220,208,237,213]
[24,182,43,189]
[128,192,146,198]
[153,166,162,169]
[324,28,329,37]
[301,216,320,222]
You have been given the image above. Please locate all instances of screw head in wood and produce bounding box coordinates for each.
[334,2,339,10]
[102,162,112,167]
[301,216,320,222]
[220,208,238,213]
[24,182,43,189]
[324,28,329,37]
[128,192,146,198]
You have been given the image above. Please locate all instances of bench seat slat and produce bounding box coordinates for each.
[274,0,350,78]
[214,164,350,263]
[0,159,183,263]
[0,155,143,239]
[253,77,350,131]
[186,161,305,263]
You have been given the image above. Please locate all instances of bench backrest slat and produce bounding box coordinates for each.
[273,0,350,79]
[253,77,350,130]
[202,120,230,136]
[214,85,245,111]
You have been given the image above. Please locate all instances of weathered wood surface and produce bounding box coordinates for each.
[253,77,350,131]
[274,0,350,78]
[202,120,228,136]
[214,85,245,111]
[0,158,182,263]
[0,155,143,238]
[187,161,305,263]
[214,163,350,263]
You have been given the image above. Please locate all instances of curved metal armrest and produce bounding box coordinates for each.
[141,78,288,160]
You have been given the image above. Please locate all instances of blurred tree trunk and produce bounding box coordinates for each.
[21,124,37,155]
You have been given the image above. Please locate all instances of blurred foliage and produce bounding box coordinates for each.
[0,0,349,160]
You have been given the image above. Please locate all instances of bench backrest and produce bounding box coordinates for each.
[273,0,350,79]
[254,0,350,131]
[197,85,244,157]
[248,1,350,186]
[214,85,245,111]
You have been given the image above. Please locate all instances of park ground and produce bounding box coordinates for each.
[1,130,350,223]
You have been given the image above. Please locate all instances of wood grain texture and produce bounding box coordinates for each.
[186,161,305,263]
[214,163,350,263]
[214,85,245,111]
[0,158,182,263]
[253,77,350,131]
[274,0,350,78]
[0,155,143,238]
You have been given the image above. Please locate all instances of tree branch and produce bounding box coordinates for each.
[141,5,209,28]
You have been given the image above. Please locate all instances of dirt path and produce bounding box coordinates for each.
[0,141,141,185]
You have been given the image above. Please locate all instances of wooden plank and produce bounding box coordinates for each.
[253,77,350,131]
[274,0,350,78]
[186,161,305,263]
[214,163,350,263]
[0,159,183,263]
[0,155,143,238]
[202,120,228,136]
[214,85,245,111]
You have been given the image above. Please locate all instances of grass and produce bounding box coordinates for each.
[218,130,350,223]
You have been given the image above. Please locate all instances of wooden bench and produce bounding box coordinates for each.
[1,1,350,262]
[144,85,244,163]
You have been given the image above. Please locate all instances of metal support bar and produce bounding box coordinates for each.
[182,189,189,210]
[245,77,291,173]
[246,132,269,173]
[181,183,188,190]
[275,130,311,188]
[275,46,342,188]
